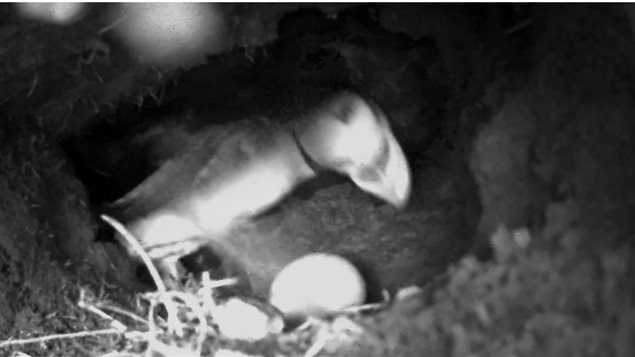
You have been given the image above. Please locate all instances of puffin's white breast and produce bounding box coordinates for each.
[189,156,301,233]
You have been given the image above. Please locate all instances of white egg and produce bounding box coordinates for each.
[269,253,366,319]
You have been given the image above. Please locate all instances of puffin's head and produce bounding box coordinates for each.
[296,92,411,208]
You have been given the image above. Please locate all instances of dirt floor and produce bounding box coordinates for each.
[0,3,634,357]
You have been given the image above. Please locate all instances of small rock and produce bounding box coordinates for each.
[214,296,284,341]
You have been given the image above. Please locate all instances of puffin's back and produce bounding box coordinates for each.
[108,117,279,223]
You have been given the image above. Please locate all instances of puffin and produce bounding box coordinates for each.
[108,90,411,287]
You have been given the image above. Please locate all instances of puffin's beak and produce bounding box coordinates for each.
[350,132,411,209]
[377,132,411,208]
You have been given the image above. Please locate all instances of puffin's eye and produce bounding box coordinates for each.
[357,167,381,182]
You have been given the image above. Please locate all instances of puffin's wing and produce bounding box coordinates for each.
[109,119,265,220]
[189,119,281,190]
